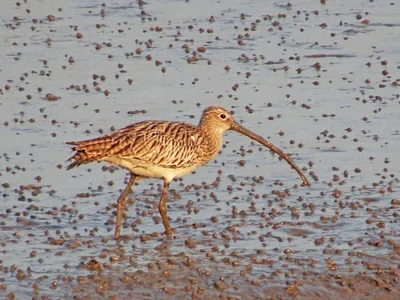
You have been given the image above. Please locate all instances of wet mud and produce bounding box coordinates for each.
[0,0,399,299]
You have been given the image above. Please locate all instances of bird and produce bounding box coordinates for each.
[66,105,311,238]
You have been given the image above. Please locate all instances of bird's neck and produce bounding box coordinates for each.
[199,122,224,157]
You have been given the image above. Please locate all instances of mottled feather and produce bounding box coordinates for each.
[66,120,219,171]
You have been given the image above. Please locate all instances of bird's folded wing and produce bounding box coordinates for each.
[117,131,201,168]
[69,121,204,169]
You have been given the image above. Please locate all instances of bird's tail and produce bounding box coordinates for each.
[66,141,99,170]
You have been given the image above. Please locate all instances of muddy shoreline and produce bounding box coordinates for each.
[1,0,399,299]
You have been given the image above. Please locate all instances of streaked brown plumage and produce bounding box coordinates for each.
[67,105,311,238]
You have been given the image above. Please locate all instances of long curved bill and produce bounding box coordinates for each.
[231,121,311,187]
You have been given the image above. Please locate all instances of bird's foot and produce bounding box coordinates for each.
[164,227,176,237]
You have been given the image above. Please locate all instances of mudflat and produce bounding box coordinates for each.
[0,0,399,299]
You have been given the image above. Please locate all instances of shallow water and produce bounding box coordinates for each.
[0,0,399,299]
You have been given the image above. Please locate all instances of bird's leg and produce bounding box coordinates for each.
[114,173,137,239]
[159,179,172,235]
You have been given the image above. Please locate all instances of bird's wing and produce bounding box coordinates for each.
[67,121,206,169]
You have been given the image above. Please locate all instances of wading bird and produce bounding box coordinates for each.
[66,105,310,238]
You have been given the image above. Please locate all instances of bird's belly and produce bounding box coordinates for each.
[103,157,199,181]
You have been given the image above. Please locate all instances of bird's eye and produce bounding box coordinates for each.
[220,113,227,119]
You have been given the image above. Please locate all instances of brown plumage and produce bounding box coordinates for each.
[67,120,218,173]
[67,105,311,238]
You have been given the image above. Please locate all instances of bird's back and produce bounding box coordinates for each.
[66,120,216,171]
